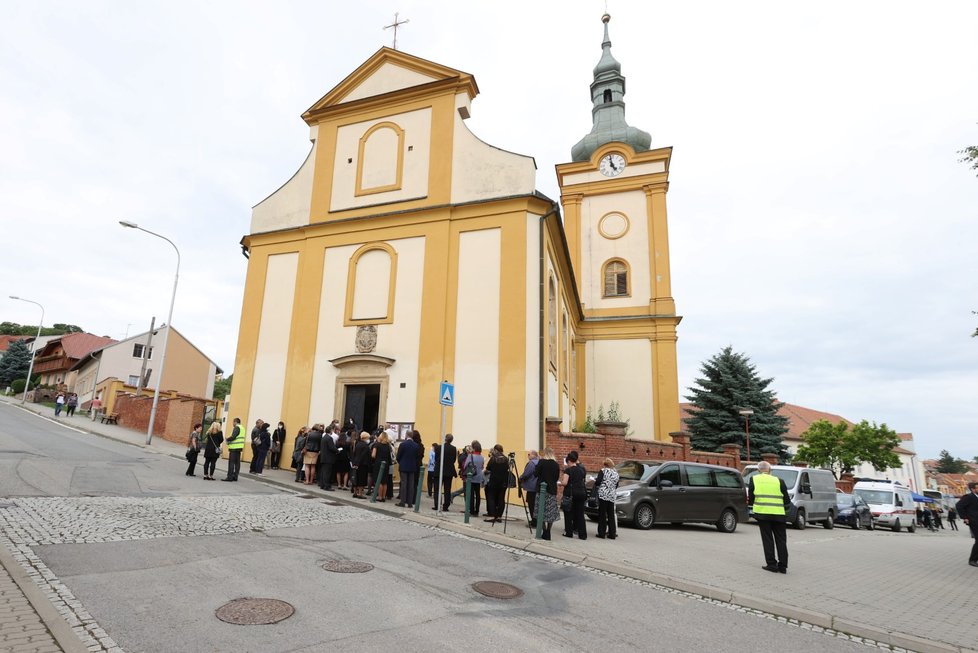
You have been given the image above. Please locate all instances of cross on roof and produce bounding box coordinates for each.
[383,12,409,50]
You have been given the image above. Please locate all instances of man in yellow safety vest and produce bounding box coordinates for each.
[748,461,792,573]
[221,417,244,482]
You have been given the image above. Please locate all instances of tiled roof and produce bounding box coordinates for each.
[0,335,28,353]
[680,401,854,440]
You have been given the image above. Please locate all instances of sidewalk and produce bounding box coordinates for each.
[3,395,976,653]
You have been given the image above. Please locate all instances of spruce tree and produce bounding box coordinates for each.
[0,339,32,387]
[685,346,790,461]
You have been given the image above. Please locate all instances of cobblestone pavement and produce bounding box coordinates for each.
[0,495,388,652]
[0,564,60,653]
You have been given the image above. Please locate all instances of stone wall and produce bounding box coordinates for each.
[113,392,207,445]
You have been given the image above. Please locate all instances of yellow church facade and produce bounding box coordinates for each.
[231,17,681,459]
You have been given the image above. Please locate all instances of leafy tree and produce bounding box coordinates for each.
[935,449,969,474]
[213,373,232,400]
[685,346,790,461]
[0,322,84,336]
[960,142,978,176]
[795,419,901,478]
[0,339,32,386]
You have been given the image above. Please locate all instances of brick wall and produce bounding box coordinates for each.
[544,419,743,471]
[113,392,208,445]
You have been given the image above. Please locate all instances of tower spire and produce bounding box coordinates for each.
[570,13,651,162]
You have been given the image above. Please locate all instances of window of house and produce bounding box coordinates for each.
[132,343,153,360]
[128,375,139,386]
[603,260,629,297]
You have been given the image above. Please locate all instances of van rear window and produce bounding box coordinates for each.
[745,469,797,487]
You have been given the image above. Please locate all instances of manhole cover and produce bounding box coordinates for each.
[215,598,294,625]
[322,560,374,573]
[471,581,524,600]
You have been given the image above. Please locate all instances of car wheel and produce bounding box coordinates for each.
[794,509,807,530]
[823,511,834,529]
[716,508,738,533]
[892,519,901,533]
[851,516,860,530]
[634,503,656,530]
[867,517,874,531]
[909,522,916,533]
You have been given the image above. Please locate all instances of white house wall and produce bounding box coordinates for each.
[450,111,536,205]
[586,339,653,440]
[342,62,439,103]
[525,215,541,450]
[249,253,298,427]
[251,137,317,234]
[580,190,650,309]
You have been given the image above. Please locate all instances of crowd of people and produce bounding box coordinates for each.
[182,419,623,541]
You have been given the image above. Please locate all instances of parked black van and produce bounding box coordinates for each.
[585,459,748,533]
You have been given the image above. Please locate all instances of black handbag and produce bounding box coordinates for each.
[560,494,572,511]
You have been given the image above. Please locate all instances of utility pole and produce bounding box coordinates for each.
[135,317,155,395]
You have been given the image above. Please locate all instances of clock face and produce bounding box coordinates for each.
[599,153,626,177]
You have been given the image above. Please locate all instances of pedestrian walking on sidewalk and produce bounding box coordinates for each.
[395,430,422,507]
[748,461,791,573]
[65,393,78,417]
[595,458,619,539]
[464,442,485,516]
[202,422,223,480]
[54,393,65,417]
[222,417,243,481]
[185,423,202,477]
[948,507,959,531]
[426,443,437,497]
[559,450,588,539]
[954,482,978,567]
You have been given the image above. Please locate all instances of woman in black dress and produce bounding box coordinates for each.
[371,432,393,502]
[270,422,286,469]
[560,450,588,540]
[534,448,561,540]
[335,431,351,490]
[351,432,371,498]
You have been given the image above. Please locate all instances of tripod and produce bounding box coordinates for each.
[500,453,532,534]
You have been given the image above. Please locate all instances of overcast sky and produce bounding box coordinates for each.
[2,1,976,460]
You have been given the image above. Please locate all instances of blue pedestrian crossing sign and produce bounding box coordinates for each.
[439,382,455,406]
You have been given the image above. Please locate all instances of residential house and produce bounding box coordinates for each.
[32,333,117,388]
[70,325,222,410]
[680,401,926,489]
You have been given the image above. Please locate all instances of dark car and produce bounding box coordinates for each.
[584,459,748,533]
[836,492,874,530]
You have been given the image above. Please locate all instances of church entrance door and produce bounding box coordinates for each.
[344,384,380,434]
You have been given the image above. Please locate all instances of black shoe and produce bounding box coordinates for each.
[221,478,233,482]
[323,487,334,491]
[607,535,617,540]
[542,532,551,540]
[762,565,779,573]
[562,533,574,538]
[395,503,406,507]
[969,561,978,567]
[596,534,606,539]
[778,568,787,574]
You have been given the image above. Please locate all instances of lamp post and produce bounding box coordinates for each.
[9,296,44,405]
[738,408,754,462]
[119,221,180,445]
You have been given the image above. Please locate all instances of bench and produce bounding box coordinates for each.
[101,413,119,425]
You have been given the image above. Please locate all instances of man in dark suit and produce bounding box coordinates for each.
[954,481,978,568]
[318,426,338,491]
[433,433,457,511]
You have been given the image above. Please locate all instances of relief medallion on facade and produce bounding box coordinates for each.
[355,325,378,353]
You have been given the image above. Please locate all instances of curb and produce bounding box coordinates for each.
[4,398,975,653]
[0,538,89,653]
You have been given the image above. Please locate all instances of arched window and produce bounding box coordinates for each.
[602,259,629,297]
[356,122,404,196]
[548,276,557,368]
[345,242,397,325]
[603,89,612,104]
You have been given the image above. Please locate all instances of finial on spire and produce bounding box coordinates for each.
[383,12,410,50]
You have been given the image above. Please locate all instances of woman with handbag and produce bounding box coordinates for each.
[270,422,286,469]
[534,448,561,540]
[202,422,224,480]
[594,458,620,539]
[292,427,308,483]
[559,450,588,540]
[185,423,202,477]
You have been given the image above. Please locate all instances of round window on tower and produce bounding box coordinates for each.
[598,212,630,240]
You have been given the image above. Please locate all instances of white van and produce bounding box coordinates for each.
[743,465,838,529]
[853,480,916,533]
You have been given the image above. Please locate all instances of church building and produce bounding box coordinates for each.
[231,14,682,459]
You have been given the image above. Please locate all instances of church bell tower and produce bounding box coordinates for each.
[557,13,681,441]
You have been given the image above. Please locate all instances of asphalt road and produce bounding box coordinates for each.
[0,403,886,652]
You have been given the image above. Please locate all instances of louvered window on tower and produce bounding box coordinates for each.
[604,261,628,297]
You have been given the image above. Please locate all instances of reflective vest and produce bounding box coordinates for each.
[225,425,244,450]
[752,474,785,515]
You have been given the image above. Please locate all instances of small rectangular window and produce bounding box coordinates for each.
[714,469,742,488]
[128,375,139,386]
[132,344,153,360]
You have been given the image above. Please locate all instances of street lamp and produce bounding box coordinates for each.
[119,221,180,445]
[738,409,754,462]
[9,296,44,405]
